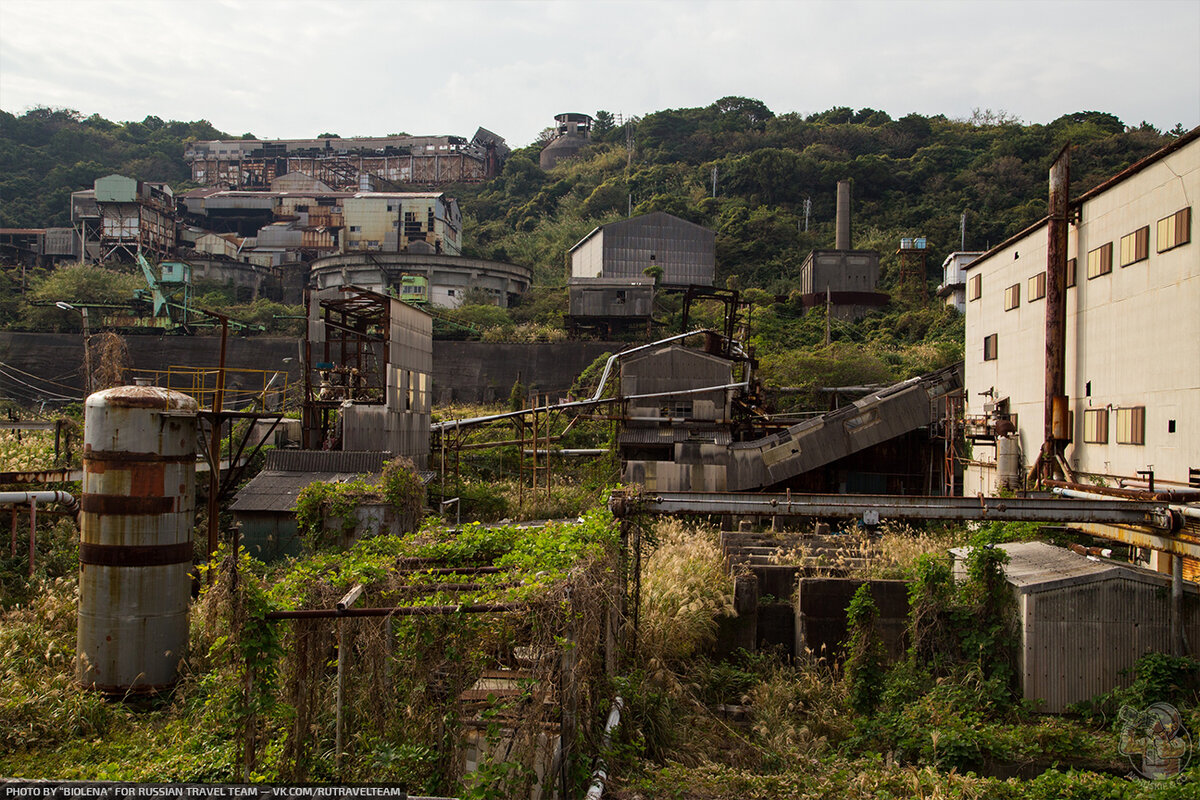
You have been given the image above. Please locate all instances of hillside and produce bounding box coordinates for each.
[0,100,1176,395]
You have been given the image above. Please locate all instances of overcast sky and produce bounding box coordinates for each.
[1,0,1197,147]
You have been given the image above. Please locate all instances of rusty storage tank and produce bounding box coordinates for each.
[77,385,198,693]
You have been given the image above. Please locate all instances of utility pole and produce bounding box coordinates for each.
[824,286,831,346]
[803,197,811,232]
[56,302,91,396]
[711,166,718,198]
[960,211,967,250]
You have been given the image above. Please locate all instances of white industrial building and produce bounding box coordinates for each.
[963,128,1198,500]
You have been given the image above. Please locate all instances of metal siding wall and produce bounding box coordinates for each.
[1023,577,1200,713]
[599,216,715,286]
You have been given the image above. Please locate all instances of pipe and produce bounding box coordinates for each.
[1172,554,1184,656]
[1170,504,1200,521]
[265,602,524,620]
[584,696,625,800]
[589,329,717,403]
[0,490,78,512]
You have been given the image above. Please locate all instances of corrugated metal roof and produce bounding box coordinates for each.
[265,450,389,474]
[618,427,732,446]
[230,470,368,513]
[950,541,1185,594]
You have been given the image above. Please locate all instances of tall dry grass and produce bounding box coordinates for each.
[638,518,735,687]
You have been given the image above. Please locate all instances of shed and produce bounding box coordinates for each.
[230,450,389,560]
[951,541,1200,713]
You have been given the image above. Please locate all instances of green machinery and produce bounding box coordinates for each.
[41,254,262,334]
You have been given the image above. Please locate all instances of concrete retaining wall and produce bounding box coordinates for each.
[0,332,617,406]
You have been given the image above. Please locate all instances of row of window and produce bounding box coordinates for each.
[1082,406,1145,445]
[969,206,1191,307]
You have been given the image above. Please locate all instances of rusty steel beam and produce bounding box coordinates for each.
[610,490,1180,532]
[1042,144,1071,479]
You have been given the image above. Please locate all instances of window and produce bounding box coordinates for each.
[1028,272,1046,301]
[983,334,998,361]
[349,225,360,232]
[1120,226,1150,266]
[1115,406,1145,445]
[1157,207,1192,252]
[1004,283,1020,311]
[1086,242,1113,279]
[968,274,982,301]
[1066,257,1077,288]
[1083,408,1109,443]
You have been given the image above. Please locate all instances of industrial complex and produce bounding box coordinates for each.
[2,117,1199,792]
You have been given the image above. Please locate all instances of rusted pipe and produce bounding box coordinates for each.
[1042,144,1070,480]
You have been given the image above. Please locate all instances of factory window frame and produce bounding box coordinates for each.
[969,274,982,301]
[1083,408,1109,444]
[671,401,694,418]
[1120,225,1150,266]
[1028,272,1046,301]
[1004,283,1020,311]
[1066,258,1077,288]
[983,334,998,361]
[1157,207,1192,252]
[349,226,360,232]
[1086,242,1113,279]
[1115,406,1146,445]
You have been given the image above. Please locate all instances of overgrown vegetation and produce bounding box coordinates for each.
[604,518,1200,798]
[1,510,620,795]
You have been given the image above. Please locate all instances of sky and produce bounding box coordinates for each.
[1,0,1197,148]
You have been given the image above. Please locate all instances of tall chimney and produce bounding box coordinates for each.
[1041,144,1070,480]
[836,180,851,250]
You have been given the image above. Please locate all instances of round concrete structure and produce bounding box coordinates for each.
[311,252,532,308]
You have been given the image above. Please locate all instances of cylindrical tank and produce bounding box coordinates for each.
[77,386,198,693]
[997,434,1020,491]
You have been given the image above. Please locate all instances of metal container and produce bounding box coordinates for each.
[77,386,198,693]
[997,434,1020,490]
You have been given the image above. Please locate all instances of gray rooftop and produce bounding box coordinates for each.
[950,541,1187,594]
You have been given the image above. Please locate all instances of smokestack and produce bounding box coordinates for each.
[836,180,851,250]
[1041,144,1070,480]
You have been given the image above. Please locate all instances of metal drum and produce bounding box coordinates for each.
[77,385,198,693]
